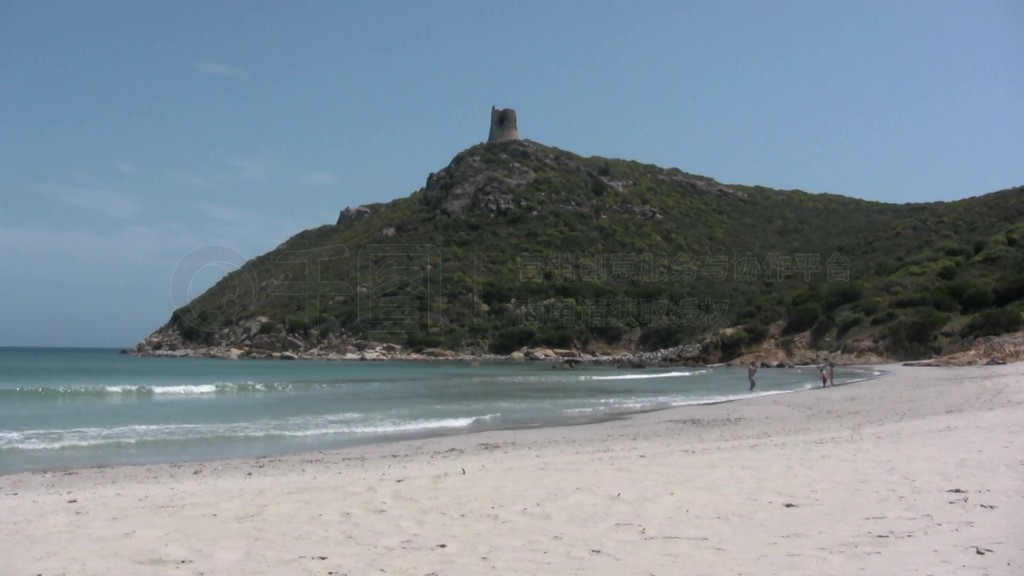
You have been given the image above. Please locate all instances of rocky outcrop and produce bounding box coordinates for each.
[658,168,739,197]
[337,205,372,225]
[134,318,714,366]
[423,147,535,216]
[617,203,662,220]
[917,331,1024,366]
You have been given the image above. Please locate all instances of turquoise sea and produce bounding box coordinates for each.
[0,348,879,475]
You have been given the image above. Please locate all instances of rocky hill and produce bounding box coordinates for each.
[137,139,1024,365]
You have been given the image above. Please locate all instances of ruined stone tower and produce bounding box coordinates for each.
[487,106,520,143]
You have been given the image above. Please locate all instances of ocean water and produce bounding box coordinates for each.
[0,348,878,474]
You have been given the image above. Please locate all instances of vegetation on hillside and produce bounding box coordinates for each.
[163,140,1024,361]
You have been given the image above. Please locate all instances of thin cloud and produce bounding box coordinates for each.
[303,171,338,186]
[194,202,259,225]
[115,161,139,174]
[38,183,144,219]
[170,170,212,187]
[197,61,249,79]
[229,158,266,179]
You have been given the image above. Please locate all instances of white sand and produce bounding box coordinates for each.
[2,363,1022,575]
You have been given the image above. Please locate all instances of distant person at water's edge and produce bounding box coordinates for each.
[820,365,828,387]
[828,362,836,387]
[748,362,758,391]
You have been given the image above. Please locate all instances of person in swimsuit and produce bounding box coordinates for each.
[748,362,758,391]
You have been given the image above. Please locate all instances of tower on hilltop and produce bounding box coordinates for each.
[487,106,520,143]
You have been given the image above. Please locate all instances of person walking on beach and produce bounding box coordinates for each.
[828,362,836,387]
[820,365,828,388]
[748,362,758,391]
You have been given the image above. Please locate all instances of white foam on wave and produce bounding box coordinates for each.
[584,370,707,381]
[14,380,323,397]
[102,385,140,393]
[100,384,221,395]
[559,385,812,415]
[302,415,491,436]
[0,412,499,451]
[150,384,218,395]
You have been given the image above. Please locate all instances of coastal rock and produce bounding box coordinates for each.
[527,348,556,360]
[222,348,244,360]
[245,317,270,340]
[354,340,386,352]
[279,352,298,361]
[251,334,280,352]
[284,336,305,352]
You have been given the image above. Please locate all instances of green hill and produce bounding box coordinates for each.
[139,139,1024,362]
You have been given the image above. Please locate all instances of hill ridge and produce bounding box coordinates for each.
[136,139,1024,364]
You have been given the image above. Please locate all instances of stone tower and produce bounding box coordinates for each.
[487,106,520,143]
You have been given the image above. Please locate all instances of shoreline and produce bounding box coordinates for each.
[132,324,1024,368]
[0,364,885,478]
[3,363,1021,575]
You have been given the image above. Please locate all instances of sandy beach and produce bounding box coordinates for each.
[2,363,1021,575]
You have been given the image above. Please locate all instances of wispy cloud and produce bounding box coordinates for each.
[194,202,259,225]
[38,183,144,219]
[303,171,338,186]
[197,61,249,79]
[170,170,212,187]
[229,158,266,179]
[115,161,139,174]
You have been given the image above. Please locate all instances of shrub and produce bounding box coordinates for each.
[836,314,864,339]
[533,328,577,349]
[719,329,749,359]
[886,308,949,357]
[959,285,994,313]
[871,310,897,326]
[491,326,536,354]
[744,322,769,345]
[993,274,1024,307]
[790,287,823,308]
[316,316,341,338]
[941,244,970,259]
[960,309,1023,338]
[638,325,687,351]
[936,261,958,280]
[823,282,863,311]
[591,323,625,345]
[892,292,932,309]
[779,336,795,354]
[179,321,209,344]
[406,332,443,352]
[935,280,970,302]
[810,315,834,348]
[930,290,959,312]
[1006,230,1019,247]
[857,298,882,317]
[784,304,821,335]
[286,317,309,335]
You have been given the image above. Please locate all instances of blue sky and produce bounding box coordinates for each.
[1,1,1021,347]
